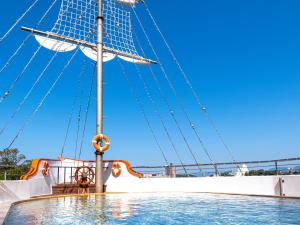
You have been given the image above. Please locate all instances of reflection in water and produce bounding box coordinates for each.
[94,195,107,224]
[111,197,133,219]
[4,193,300,225]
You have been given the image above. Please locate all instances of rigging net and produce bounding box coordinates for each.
[51,0,138,55]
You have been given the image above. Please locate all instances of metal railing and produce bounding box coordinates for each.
[132,157,300,177]
[3,157,299,181]
[50,166,96,184]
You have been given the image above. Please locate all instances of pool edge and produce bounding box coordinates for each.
[10,191,300,206]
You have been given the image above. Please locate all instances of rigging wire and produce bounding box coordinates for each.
[143,2,238,164]
[132,8,205,173]
[117,58,169,165]
[6,49,79,149]
[0,35,31,76]
[60,58,88,158]
[3,0,93,153]
[103,15,169,164]
[0,0,74,104]
[107,3,179,169]
[0,45,43,104]
[78,63,96,160]
[74,76,84,160]
[61,5,96,161]
[0,0,58,76]
[74,59,89,160]
[132,63,188,174]
[0,0,40,43]
[60,97,76,158]
[0,51,59,137]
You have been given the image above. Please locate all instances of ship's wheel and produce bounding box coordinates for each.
[74,165,95,185]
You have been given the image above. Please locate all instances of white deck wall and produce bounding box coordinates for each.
[0,178,52,203]
[1,175,300,204]
[1,159,300,205]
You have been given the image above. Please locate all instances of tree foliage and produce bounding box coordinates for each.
[0,148,31,180]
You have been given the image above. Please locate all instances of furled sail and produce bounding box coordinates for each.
[80,47,116,62]
[118,55,151,65]
[35,35,76,52]
[117,0,137,6]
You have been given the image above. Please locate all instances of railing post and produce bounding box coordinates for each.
[163,165,168,177]
[57,167,60,184]
[64,167,66,184]
[71,167,73,184]
[275,161,278,175]
[214,164,218,176]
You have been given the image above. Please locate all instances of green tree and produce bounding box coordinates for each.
[0,148,31,180]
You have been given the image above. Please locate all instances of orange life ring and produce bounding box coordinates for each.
[112,163,122,177]
[92,134,110,152]
[41,160,50,176]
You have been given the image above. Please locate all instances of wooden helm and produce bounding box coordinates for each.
[74,165,95,185]
[92,134,110,152]
[41,160,50,176]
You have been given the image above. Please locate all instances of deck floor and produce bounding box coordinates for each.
[52,184,97,195]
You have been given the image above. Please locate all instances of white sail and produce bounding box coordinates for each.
[117,0,137,6]
[35,35,77,52]
[80,47,115,62]
[118,55,151,65]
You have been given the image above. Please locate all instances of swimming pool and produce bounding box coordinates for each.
[4,193,300,224]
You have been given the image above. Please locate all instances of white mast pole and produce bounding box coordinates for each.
[95,0,104,193]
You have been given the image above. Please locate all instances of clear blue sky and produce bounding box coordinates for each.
[0,0,299,166]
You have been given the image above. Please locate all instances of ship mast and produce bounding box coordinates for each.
[95,0,104,193]
[20,0,155,194]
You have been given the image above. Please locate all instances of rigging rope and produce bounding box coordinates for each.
[0,0,39,43]
[103,18,169,164]
[107,4,184,169]
[0,0,58,76]
[132,63,187,174]
[132,8,205,173]
[74,80,84,160]
[78,63,96,160]
[0,35,31,75]
[0,51,59,137]
[6,49,79,149]
[60,58,87,158]
[0,0,77,104]
[0,45,43,104]
[60,97,76,158]
[117,59,169,165]
[143,2,238,164]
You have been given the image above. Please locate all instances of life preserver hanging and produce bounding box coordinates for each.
[41,160,50,176]
[92,134,110,152]
[112,163,122,177]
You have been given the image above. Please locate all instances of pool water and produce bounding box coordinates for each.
[4,193,300,224]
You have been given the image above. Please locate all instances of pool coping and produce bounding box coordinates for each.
[10,191,300,205]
